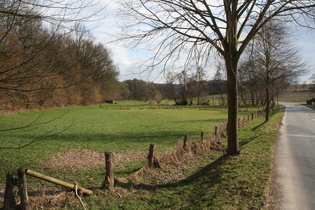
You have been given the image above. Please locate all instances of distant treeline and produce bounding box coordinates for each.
[121,79,227,105]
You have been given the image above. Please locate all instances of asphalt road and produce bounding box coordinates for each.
[273,102,315,209]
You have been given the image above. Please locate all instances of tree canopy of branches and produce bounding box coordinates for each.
[121,0,315,155]
[0,0,119,110]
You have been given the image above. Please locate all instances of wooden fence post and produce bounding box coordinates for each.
[147,144,155,168]
[104,152,114,191]
[251,113,254,120]
[17,168,29,210]
[3,172,17,210]
[214,126,218,136]
[183,135,188,149]
[200,132,204,141]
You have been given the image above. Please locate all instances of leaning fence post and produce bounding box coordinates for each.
[17,168,29,210]
[104,152,114,191]
[147,144,155,168]
[183,135,188,149]
[4,172,17,210]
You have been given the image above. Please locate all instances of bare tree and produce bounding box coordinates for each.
[309,73,315,92]
[239,59,264,106]
[165,71,191,105]
[124,79,162,102]
[165,72,180,105]
[121,0,315,155]
[245,20,306,121]
[189,66,208,105]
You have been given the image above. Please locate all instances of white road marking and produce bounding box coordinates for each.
[284,134,315,138]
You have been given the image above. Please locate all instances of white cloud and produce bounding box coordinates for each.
[86,1,159,81]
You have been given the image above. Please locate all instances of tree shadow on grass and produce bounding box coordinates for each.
[238,121,266,147]
[114,154,231,201]
[251,121,266,131]
[112,154,242,208]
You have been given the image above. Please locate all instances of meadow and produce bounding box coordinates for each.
[0,101,278,209]
[0,102,256,180]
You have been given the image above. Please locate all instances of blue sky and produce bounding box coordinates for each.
[89,1,315,84]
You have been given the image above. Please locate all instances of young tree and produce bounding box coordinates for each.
[121,0,315,154]
[189,66,208,105]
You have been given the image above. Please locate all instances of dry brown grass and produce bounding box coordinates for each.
[120,128,228,185]
[44,150,145,173]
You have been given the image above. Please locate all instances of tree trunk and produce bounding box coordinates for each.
[17,168,29,210]
[265,86,270,122]
[225,56,240,155]
[250,91,255,106]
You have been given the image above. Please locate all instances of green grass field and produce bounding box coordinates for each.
[0,101,279,209]
[96,112,282,209]
[0,102,258,181]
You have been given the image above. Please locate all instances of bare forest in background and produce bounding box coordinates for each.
[0,1,119,111]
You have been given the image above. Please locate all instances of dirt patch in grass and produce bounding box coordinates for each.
[44,149,145,172]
